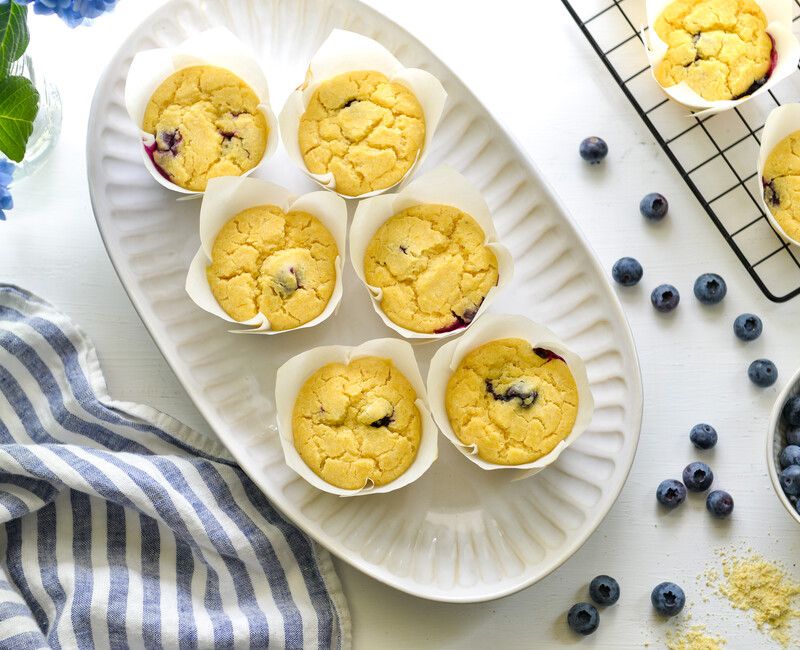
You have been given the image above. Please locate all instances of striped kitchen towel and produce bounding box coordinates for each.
[0,285,350,649]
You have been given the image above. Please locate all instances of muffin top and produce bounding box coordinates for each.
[363,204,499,334]
[298,70,425,196]
[445,338,579,466]
[206,204,338,331]
[653,0,773,101]
[292,356,422,489]
[763,130,800,242]
[143,65,268,191]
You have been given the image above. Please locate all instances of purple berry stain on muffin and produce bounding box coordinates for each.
[764,178,780,206]
[144,140,173,182]
[434,303,482,334]
[534,347,566,363]
[485,379,538,408]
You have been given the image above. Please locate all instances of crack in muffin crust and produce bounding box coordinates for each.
[763,130,800,242]
[445,338,579,465]
[654,0,774,101]
[292,356,421,489]
[298,70,425,196]
[206,204,338,330]
[363,204,499,334]
[143,65,268,191]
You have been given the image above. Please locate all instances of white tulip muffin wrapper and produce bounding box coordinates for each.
[185,176,348,333]
[125,27,280,195]
[427,313,594,478]
[348,166,514,340]
[274,338,439,496]
[278,28,448,198]
[757,103,800,247]
[644,0,800,116]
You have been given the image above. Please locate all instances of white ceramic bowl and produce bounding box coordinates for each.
[767,363,800,524]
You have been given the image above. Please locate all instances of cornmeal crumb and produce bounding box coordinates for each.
[654,0,773,101]
[763,129,800,242]
[445,338,578,465]
[292,356,421,489]
[667,625,726,650]
[708,552,800,647]
[363,203,499,334]
[206,205,338,330]
[143,65,268,191]
[299,70,425,196]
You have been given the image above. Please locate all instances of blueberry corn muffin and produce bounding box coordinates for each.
[143,65,268,191]
[445,338,579,465]
[298,70,425,196]
[363,204,498,334]
[292,356,421,489]
[206,205,338,330]
[654,0,774,101]
[763,129,800,242]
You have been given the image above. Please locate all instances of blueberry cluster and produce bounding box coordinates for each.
[585,139,775,388]
[566,575,620,636]
[655,424,733,518]
[0,159,14,221]
[5,0,117,27]
[779,396,800,513]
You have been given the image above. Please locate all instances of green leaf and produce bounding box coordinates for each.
[0,75,38,162]
[0,3,28,81]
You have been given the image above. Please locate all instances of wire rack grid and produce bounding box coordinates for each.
[563,0,800,302]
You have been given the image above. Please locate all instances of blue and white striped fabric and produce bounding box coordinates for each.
[0,285,350,649]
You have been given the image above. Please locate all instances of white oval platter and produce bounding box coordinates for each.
[86,0,643,602]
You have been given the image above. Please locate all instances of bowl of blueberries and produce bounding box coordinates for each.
[768,375,800,523]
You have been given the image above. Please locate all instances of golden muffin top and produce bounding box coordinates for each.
[445,338,579,465]
[143,65,268,191]
[298,70,425,196]
[206,204,338,331]
[292,356,421,489]
[763,129,800,242]
[363,203,499,334]
[653,0,773,101]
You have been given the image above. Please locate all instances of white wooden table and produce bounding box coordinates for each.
[5,1,799,647]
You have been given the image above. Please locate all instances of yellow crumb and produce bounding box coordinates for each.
[667,625,726,650]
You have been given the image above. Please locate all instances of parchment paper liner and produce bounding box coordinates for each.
[644,0,800,116]
[757,103,800,246]
[427,313,594,478]
[278,28,447,199]
[124,27,279,195]
[275,338,439,496]
[185,176,347,334]
[348,166,514,340]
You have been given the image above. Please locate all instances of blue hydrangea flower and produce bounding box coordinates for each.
[2,0,117,27]
[0,158,15,221]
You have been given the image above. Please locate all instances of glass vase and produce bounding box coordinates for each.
[9,54,62,184]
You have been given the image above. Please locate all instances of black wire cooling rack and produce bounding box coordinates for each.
[562,0,800,302]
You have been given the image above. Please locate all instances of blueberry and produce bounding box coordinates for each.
[651,582,685,617]
[706,490,734,517]
[783,396,800,427]
[787,427,800,446]
[694,273,727,305]
[689,423,717,450]
[780,445,800,468]
[567,602,599,635]
[640,193,669,221]
[781,465,800,496]
[656,479,687,508]
[589,575,620,606]
[748,359,778,387]
[579,137,608,164]
[683,462,714,492]
[612,257,643,286]
[795,499,800,516]
[733,313,762,341]
[651,284,680,313]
